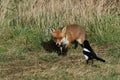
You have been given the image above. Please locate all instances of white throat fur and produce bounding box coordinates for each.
[61,37,69,45]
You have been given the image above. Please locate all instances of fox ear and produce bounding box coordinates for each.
[62,27,66,33]
[50,28,55,33]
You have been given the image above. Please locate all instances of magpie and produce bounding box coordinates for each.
[83,40,105,64]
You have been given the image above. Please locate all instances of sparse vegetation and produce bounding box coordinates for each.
[0,0,120,80]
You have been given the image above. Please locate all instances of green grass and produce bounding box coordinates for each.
[39,54,59,62]
[0,0,120,80]
[22,73,120,80]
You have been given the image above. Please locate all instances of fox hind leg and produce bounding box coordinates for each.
[62,48,68,56]
[76,39,84,47]
[73,40,78,49]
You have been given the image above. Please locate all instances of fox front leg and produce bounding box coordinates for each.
[62,43,70,56]
[58,46,63,56]
[58,43,69,56]
[58,46,68,56]
[60,46,63,55]
[62,47,68,56]
[73,40,78,49]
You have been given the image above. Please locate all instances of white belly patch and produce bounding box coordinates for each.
[84,54,89,60]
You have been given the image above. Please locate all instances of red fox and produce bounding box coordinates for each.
[51,24,86,56]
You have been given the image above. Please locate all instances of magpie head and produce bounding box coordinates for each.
[83,40,94,53]
[83,40,90,48]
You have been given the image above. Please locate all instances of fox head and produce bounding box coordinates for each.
[50,27,68,47]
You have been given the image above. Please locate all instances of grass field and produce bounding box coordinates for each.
[0,0,120,80]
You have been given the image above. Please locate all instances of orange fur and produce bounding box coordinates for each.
[51,24,86,48]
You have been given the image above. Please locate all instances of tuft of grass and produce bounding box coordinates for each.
[87,14,120,44]
[107,44,120,64]
[0,47,8,53]
[0,54,13,62]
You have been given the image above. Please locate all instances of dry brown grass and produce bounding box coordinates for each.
[0,0,120,24]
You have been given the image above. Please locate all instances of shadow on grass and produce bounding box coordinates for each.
[41,39,81,55]
[41,39,60,54]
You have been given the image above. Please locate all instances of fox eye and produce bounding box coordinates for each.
[54,37,57,40]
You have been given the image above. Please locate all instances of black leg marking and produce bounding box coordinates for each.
[74,41,78,49]
[62,48,68,56]
[58,47,63,56]
[58,46,68,56]
[80,44,84,48]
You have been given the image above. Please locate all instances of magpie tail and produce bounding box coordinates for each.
[96,57,105,62]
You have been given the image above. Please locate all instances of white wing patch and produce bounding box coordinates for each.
[83,48,90,52]
[84,54,89,60]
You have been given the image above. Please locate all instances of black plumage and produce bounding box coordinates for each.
[83,40,105,64]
